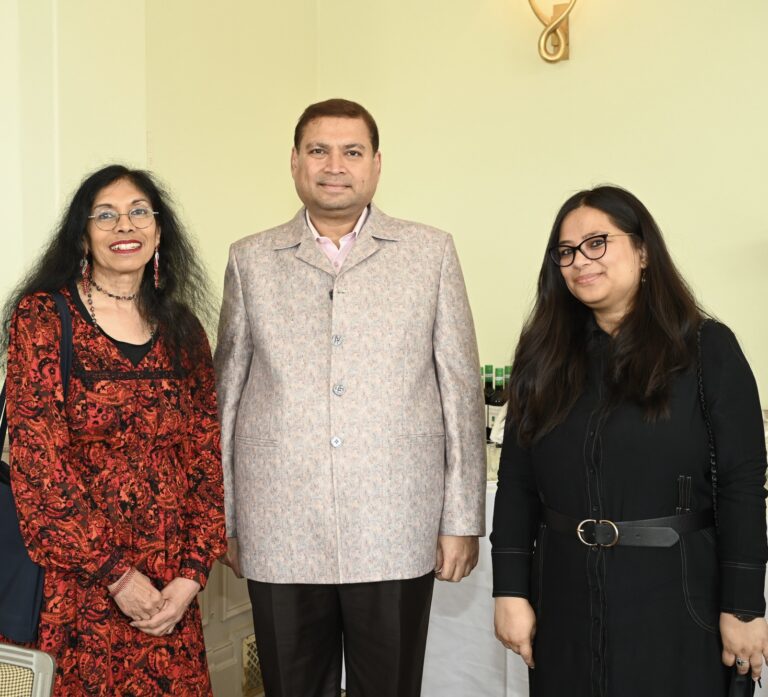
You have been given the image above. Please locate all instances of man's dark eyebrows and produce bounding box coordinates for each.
[303,141,368,151]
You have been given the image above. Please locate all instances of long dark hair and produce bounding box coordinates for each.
[508,185,703,447]
[1,164,215,362]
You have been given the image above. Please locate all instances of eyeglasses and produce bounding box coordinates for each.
[87,206,158,231]
[548,233,635,267]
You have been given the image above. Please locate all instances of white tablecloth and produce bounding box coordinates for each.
[421,482,767,696]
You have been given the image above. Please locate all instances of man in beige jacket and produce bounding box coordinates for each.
[215,98,486,697]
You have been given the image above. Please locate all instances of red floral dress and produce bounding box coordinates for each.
[4,289,226,696]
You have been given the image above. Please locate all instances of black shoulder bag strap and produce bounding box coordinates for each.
[51,292,73,398]
[696,318,718,529]
[0,293,73,484]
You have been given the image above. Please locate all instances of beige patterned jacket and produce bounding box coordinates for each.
[214,204,486,583]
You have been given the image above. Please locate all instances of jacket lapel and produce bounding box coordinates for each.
[339,204,401,275]
[273,209,335,276]
[276,204,401,276]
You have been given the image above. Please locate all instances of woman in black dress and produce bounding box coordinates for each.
[491,185,768,696]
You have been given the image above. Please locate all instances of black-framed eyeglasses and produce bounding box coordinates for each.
[87,207,159,231]
[548,233,635,267]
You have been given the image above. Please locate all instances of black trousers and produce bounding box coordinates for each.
[247,573,435,697]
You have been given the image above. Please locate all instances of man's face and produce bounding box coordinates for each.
[291,116,381,220]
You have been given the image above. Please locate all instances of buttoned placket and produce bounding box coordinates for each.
[585,352,609,697]
[328,271,345,579]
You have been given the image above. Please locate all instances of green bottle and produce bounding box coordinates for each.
[483,364,494,440]
[488,368,506,436]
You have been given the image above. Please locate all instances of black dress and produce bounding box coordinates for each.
[491,321,767,697]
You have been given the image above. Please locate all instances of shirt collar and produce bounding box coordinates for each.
[305,206,369,243]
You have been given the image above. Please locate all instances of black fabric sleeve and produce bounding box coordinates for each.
[490,421,541,597]
[701,321,767,616]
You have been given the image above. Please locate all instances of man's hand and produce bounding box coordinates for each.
[130,577,202,637]
[434,535,479,582]
[219,536,242,578]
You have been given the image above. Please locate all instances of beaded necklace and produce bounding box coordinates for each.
[93,280,137,301]
[82,280,156,340]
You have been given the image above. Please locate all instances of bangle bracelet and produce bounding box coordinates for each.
[110,567,136,598]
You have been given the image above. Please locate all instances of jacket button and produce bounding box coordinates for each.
[332,384,346,396]
[331,335,343,346]
[330,436,343,448]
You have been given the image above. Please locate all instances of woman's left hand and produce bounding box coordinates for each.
[720,612,768,681]
[130,577,201,637]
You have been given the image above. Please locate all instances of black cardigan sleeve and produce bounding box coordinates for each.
[701,321,767,616]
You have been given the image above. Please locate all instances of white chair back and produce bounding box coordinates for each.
[0,644,55,697]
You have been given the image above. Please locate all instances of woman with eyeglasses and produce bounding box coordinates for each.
[491,185,768,696]
[0,164,226,695]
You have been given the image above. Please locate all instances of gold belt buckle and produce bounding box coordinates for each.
[577,518,620,547]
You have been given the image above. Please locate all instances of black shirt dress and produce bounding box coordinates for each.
[491,321,767,697]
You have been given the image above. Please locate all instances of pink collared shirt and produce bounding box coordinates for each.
[306,207,369,273]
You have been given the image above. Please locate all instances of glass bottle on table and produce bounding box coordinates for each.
[487,368,505,435]
[486,368,505,480]
[483,364,494,441]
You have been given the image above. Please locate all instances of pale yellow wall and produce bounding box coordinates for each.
[0,0,24,306]
[145,0,318,298]
[3,0,767,403]
[313,0,768,396]
[1,0,148,319]
[56,1,148,193]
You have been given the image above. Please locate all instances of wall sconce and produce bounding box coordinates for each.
[528,0,578,63]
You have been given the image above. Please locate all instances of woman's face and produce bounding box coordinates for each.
[85,178,160,283]
[558,205,646,330]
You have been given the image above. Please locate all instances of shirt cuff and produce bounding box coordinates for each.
[179,559,212,590]
[720,562,767,616]
[491,548,532,598]
[95,547,129,587]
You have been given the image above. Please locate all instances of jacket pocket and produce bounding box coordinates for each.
[679,528,718,633]
[234,435,278,447]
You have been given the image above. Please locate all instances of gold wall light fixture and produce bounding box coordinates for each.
[528,0,578,63]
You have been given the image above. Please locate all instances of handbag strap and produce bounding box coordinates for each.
[696,318,718,529]
[51,292,73,399]
[1,292,73,454]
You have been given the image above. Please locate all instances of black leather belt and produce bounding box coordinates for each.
[543,507,714,548]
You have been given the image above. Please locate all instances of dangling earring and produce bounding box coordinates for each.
[154,247,160,289]
[641,268,647,285]
[80,253,91,296]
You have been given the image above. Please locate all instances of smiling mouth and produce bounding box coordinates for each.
[109,241,142,252]
[575,273,601,285]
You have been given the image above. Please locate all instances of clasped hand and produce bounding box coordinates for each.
[109,569,201,637]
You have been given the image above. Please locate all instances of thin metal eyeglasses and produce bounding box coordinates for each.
[87,207,159,231]
[548,233,635,267]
